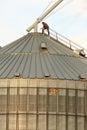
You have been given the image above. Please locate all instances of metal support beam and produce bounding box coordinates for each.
[26,0,63,32]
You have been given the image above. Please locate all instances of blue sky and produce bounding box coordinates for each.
[0,0,87,50]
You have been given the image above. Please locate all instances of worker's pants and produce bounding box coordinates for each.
[42,27,50,35]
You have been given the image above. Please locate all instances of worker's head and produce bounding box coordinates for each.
[42,22,44,24]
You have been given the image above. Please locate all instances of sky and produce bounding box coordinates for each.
[0,0,87,51]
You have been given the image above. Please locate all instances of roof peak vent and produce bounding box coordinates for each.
[41,42,47,49]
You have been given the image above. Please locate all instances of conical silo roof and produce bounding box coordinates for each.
[0,32,87,80]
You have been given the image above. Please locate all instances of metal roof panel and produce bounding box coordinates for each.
[0,33,87,80]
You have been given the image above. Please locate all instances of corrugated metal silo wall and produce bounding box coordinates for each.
[0,78,87,130]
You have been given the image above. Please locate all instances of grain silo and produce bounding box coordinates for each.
[0,0,87,130]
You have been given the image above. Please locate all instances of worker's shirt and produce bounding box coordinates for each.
[43,23,49,29]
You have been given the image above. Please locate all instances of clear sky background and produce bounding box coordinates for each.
[0,0,87,50]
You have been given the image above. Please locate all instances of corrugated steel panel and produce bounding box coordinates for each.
[0,33,87,80]
[0,82,87,130]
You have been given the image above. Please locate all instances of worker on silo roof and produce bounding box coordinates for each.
[41,22,50,35]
